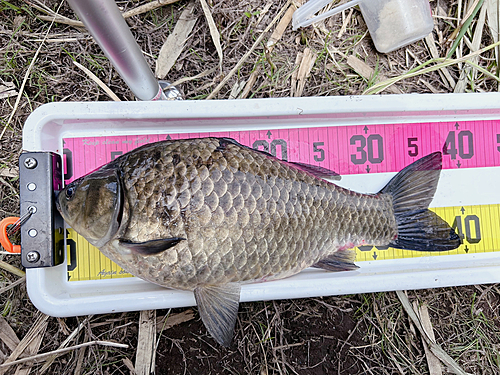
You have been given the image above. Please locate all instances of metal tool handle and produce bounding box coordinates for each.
[67,0,163,101]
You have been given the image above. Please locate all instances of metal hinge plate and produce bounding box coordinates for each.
[19,152,64,268]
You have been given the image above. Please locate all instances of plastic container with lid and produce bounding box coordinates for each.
[292,0,434,53]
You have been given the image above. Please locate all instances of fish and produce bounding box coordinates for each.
[56,137,461,346]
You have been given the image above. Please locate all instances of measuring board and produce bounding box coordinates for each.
[21,96,500,317]
[62,120,499,282]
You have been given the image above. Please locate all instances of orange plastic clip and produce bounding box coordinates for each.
[0,217,21,254]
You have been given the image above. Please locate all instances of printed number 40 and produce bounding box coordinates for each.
[443,130,474,159]
[452,215,481,244]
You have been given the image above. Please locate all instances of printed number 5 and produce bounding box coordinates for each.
[407,137,419,157]
[313,142,325,162]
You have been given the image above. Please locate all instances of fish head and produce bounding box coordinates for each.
[56,167,122,248]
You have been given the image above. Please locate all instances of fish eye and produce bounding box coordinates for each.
[65,185,76,200]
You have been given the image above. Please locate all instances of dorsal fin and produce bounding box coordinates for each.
[288,162,341,180]
[214,137,340,180]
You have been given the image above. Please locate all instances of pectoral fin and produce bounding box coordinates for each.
[194,283,241,347]
[119,237,185,255]
[312,250,359,272]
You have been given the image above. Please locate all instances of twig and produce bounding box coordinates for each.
[165,67,217,90]
[72,61,121,101]
[273,342,304,351]
[39,317,91,374]
[123,0,181,18]
[0,276,25,294]
[36,0,181,28]
[206,0,291,99]
[0,341,129,369]
[240,3,296,99]
[36,15,82,27]
[0,260,25,278]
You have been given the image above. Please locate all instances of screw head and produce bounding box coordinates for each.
[24,157,38,169]
[26,251,40,263]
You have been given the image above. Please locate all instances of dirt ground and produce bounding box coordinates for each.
[2,0,500,374]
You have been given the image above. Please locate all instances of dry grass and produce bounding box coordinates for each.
[1,0,500,373]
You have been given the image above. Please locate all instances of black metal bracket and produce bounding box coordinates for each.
[19,152,64,268]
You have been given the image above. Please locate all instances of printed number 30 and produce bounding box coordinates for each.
[350,134,384,164]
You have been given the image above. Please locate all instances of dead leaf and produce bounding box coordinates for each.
[0,313,49,375]
[14,319,48,375]
[424,33,456,89]
[135,310,156,375]
[486,0,500,89]
[454,3,487,93]
[347,55,402,94]
[156,309,195,332]
[0,83,18,100]
[199,0,223,71]
[0,167,19,178]
[229,81,246,99]
[0,316,20,352]
[267,4,296,49]
[290,52,303,97]
[155,1,198,79]
[122,358,136,375]
[13,16,25,30]
[416,302,443,375]
[295,48,317,97]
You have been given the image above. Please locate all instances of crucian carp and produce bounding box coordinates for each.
[56,137,460,346]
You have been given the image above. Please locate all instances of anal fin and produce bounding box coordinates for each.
[194,283,241,347]
[312,250,359,272]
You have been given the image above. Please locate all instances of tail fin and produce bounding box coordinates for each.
[380,152,461,251]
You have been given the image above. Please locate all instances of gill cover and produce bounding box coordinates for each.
[57,167,122,248]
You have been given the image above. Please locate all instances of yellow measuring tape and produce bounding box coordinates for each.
[66,204,500,282]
